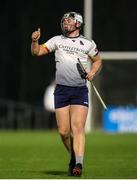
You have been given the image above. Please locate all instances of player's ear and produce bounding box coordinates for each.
[76,22,81,28]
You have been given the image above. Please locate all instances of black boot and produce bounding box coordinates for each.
[73,163,83,176]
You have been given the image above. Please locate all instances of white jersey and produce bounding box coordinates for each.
[43,35,98,87]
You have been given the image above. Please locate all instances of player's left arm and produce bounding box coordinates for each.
[86,54,102,81]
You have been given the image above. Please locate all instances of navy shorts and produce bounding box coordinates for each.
[54,84,89,109]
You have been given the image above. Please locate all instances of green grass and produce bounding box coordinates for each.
[0,130,137,179]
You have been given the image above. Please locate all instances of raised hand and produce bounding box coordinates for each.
[32,28,41,42]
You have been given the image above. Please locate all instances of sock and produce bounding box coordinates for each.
[76,155,83,165]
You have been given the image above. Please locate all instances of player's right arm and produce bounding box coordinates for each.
[31,28,49,56]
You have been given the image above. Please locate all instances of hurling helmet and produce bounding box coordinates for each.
[61,12,83,34]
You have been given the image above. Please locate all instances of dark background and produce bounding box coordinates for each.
[93,0,137,51]
[0,0,137,129]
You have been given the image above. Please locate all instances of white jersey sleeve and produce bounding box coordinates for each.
[43,36,58,52]
[88,40,99,57]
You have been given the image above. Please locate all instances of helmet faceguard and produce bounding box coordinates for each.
[61,12,83,35]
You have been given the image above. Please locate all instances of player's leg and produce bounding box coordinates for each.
[70,105,88,176]
[55,106,76,175]
[55,106,71,152]
[54,84,76,175]
[54,84,71,152]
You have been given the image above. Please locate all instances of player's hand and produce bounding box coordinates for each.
[86,72,95,81]
[32,28,41,42]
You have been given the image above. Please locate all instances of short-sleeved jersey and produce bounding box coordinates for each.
[43,35,98,87]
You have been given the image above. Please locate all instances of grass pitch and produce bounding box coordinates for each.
[0,130,137,179]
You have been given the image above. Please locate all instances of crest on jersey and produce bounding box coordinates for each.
[80,40,84,45]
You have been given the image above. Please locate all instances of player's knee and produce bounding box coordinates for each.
[73,125,84,135]
[58,128,70,140]
[58,126,70,135]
